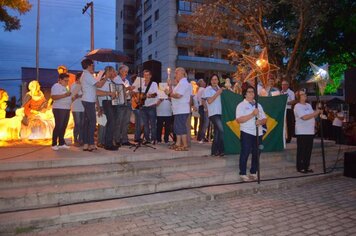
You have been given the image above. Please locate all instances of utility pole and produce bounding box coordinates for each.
[36,0,40,81]
[82,2,94,51]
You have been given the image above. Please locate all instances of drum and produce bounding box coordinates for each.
[109,83,126,105]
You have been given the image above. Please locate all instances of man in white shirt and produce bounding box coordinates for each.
[236,85,267,181]
[133,69,158,144]
[80,59,106,151]
[281,80,296,143]
[166,67,192,151]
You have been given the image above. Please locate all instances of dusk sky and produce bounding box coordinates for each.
[0,0,116,99]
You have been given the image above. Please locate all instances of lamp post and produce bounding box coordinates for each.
[82,2,94,51]
[35,0,40,81]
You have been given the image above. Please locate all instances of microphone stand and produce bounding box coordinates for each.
[255,76,262,184]
[315,84,326,173]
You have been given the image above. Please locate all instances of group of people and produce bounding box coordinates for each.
[48,59,330,182]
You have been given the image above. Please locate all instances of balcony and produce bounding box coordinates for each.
[176,33,241,51]
[176,55,236,72]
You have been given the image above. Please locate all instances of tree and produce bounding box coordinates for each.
[0,0,32,31]
[183,0,333,83]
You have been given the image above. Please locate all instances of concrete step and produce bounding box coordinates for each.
[0,156,338,213]
[0,156,227,189]
[0,172,344,235]
[0,144,346,190]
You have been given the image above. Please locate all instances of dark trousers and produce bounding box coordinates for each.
[72,111,84,144]
[157,116,173,143]
[102,100,117,147]
[333,126,343,144]
[82,101,96,145]
[141,106,157,141]
[296,135,314,171]
[197,105,209,141]
[209,115,224,155]
[239,131,262,175]
[52,108,70,146]
[286,109,295,142]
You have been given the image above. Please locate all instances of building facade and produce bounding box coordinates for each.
[116,0,239,81]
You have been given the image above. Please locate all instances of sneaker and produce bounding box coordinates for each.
[240,175,250,182]
[58,144,70,149]
[249,174,258,181]
[51,145,59,151]
[199,140,204,144]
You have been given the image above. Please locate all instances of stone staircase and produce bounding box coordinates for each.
[0,140,353,234]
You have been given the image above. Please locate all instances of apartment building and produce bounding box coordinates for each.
[116,0,239,81]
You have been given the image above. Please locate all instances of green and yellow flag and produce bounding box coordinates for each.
[221,90,287,154]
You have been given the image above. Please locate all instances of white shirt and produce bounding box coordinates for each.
[196,87,205,106]
[156,89,172,116]
[81,70,98,103]
[202,86,222,117]
[71,83,84,112]
[236,99,266,136]
[51,83,72,110]
[332,112,344,127]
[294,103,315,135]
[171,78,192,115]
[116,75,131,100]
[281,88,295,109]
[134,80,158,107]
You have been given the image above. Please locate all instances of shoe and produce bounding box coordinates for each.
[51,145,59,151]
[142,140,151,145]
[104,146,118,151]
[298,169,308,174]
[73,142,81,147]
[240,175,250,182]
[306,169,314,173]
[199,140,204,144]
[249,173,258,181]
[152,140,157,145]
[97,143,105,148]
[219,153,225,157]
[58,144,70,149]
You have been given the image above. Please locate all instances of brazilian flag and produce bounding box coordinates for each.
[221,90,287,154]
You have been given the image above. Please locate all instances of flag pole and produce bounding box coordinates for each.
[255,76,261,184]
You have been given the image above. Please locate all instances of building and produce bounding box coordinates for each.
[115,0,239,81]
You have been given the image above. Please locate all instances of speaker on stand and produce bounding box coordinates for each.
[344,151,356,178]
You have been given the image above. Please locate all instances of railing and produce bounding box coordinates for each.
[177,55,230,64]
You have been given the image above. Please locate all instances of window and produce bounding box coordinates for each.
[124,39,135,50]
[154,9,159,21]
[155,31,158,38]
[136,47,142,60]
[178,47,188,56]
[144,16,152,32]
[136,31,142,43]
[178,0,191,12]
[123,24,135,34]
[154,51,158,58]
[144,0,152,14]
[148,54,152,60]
[148,34,152,44]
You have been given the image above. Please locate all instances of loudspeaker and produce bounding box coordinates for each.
[344,151,356,178]
[344,67,356,104]
[143,60,162,84]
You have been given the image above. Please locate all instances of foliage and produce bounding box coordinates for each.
[0,0,32,31]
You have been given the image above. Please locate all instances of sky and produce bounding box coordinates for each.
[0,0,116,99]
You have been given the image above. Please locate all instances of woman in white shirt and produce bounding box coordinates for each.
[203,74,225,156]
[71,72,84,147]
[294,89,321,173]
[50,73,72,150]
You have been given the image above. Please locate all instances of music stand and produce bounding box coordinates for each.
[130,74,156,152]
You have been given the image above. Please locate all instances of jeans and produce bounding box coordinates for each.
[82,101,96,145]
[296,135,314,171]
[52,108,70,146]
[115,103,132,143]
[141,106,157,141]
[197,105,209,141]
[239,131,262,175]
[133,109,143,141]
[209,115,224,155]
[72,111,84,144]
[157,116,173,143]
[102,100,117,147]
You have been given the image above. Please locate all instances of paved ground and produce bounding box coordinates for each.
[21,176,356,236]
